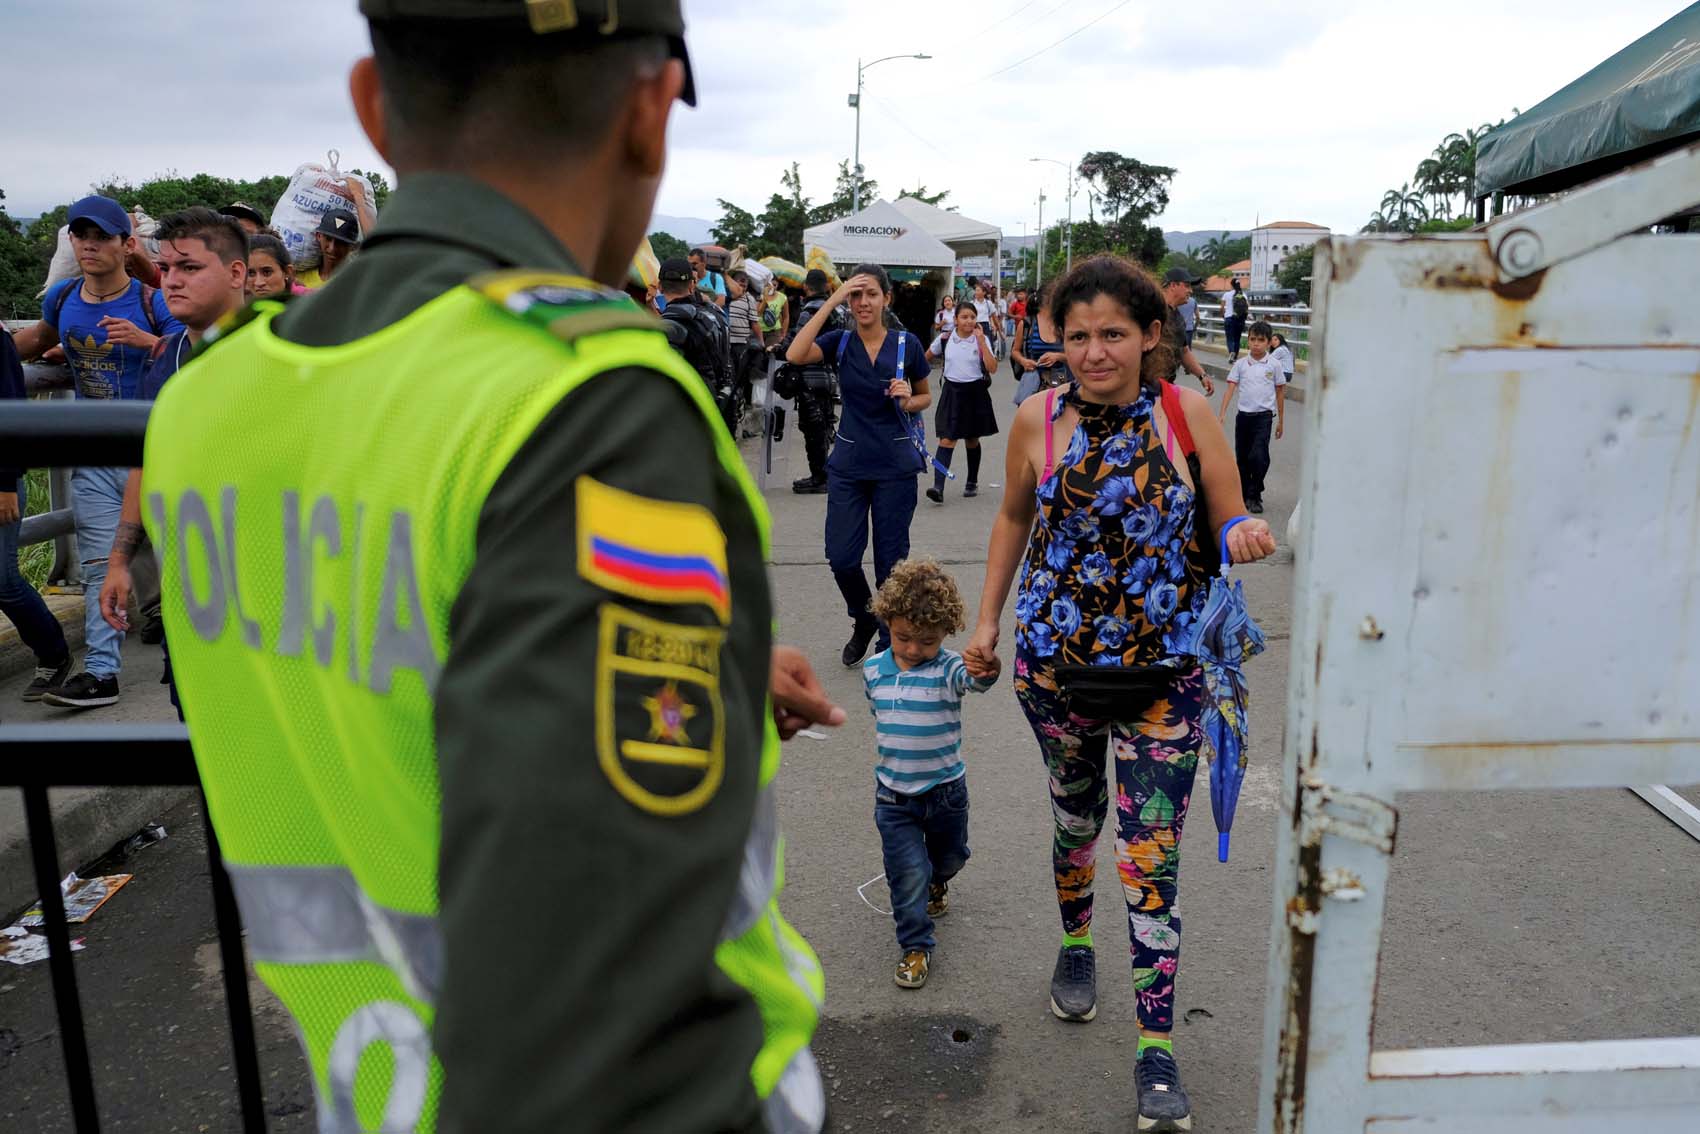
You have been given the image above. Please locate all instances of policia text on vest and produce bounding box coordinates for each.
[150,487,437,694]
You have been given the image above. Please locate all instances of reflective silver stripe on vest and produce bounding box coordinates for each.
[763,1045,827,1134]
[225,864,443,1004]
[720,785,779,942]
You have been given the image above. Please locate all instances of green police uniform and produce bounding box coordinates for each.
[139,5,824,1130]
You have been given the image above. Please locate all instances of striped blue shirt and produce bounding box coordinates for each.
[863,648,997,795]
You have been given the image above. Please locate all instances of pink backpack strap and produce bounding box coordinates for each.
[1043,386,1059,478]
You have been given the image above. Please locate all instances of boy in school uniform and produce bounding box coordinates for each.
[1217,319,1286,514]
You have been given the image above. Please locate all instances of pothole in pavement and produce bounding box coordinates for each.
[814,1013,1001,1127]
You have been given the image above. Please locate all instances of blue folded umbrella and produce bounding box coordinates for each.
[1176,517,1267,861]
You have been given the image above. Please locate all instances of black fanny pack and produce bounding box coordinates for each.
[1052,663,1175,720]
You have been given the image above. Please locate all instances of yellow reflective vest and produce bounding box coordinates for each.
[143,274,824,1133]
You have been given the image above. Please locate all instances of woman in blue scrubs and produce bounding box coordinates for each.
[787,263,933,665]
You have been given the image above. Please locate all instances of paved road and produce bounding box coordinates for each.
[3,374,1697,1132]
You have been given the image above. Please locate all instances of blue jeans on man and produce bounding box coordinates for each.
[1,479,71,667]
[875,774,971,952]
[69,466,128,678]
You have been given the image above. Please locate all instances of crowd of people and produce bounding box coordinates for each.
[1,188,375,710]
[1,130,1292,1132]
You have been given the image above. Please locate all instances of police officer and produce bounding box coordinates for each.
[140,3,841,1131]
[781,269,844,494]
[658,255,736,432]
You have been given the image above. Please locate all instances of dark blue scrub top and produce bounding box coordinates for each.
[820,328,929,480]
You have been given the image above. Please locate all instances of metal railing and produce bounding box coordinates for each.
[1191,303,1314,358]
[0,402,269,1132]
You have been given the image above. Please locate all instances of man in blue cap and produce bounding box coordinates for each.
[12,194,182,709]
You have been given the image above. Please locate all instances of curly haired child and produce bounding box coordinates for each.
[864,558,1001,989]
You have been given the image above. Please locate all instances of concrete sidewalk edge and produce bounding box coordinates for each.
[2,786,195,918]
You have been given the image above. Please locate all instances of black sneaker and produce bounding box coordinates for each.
[1049,944,1097,1022]
[22,658,72,702]
[791,476,828,495]
[1247,497,1264,514]
[963,482,978,498]
[841,618,878,667]
[41,671,120,709]
[925,486,944,504]
[1135,1047,1193,1131]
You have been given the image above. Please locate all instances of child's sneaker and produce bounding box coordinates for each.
[894,950,930,989]
[1135,1046,1193,1131]
[926,882,949,918]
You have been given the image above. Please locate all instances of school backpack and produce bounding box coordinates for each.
[1232,291,1249,320]
[52,277,163,336]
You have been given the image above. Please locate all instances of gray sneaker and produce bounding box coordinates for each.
[1135,1047,1193,1131]
[22,658,72,702]
[1049,944,1097,1022]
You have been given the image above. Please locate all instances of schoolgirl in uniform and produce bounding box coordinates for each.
[923,301,999,504]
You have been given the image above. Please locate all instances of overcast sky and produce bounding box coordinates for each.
[3,0,1685,239]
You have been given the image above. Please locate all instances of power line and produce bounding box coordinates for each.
[981,0,1134,80]
[964,0,1040,43]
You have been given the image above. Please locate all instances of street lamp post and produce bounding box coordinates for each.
[850,53,931,214]
[1035,189,1046,289]
[1030,157,1076,273]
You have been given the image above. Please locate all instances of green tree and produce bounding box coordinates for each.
[752,163,813,259]
[1378,183,1429,232]
[1275,245,1314,303]
[647,230,689,261]
[810,160,878,225]
[709,199,758,249]
[896,184,950,207]
[1076,152,1176,248]
[0,189,47,321]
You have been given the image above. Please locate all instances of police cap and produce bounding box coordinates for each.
[358,0,696,105]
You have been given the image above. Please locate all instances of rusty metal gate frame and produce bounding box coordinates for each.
[0,403,270,1132]
[1258,146,1700,1133]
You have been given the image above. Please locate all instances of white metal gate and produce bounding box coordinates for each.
[1259,144,1700,1133]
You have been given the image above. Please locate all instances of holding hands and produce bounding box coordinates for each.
[963,623,1000,680]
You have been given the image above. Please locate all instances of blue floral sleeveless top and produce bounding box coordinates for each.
[1014,384,1210,666]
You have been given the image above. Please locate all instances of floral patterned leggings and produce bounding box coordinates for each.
[1014,655,1203,1031]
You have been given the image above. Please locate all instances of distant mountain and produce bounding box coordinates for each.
[1165,229,1251,254]
[649,213,715,246]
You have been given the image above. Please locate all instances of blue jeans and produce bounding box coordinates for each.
[875,774,971,952]
[0,479,70,666]
[69,466,127,678]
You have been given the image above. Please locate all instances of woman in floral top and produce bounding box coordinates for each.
[964,255,1275,1133]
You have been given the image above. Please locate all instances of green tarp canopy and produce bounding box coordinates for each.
[1476,2,1700,197]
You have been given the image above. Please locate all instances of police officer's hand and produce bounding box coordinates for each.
[770,645,846,740]
[99,562,132,633]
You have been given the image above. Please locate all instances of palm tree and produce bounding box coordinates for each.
[1439,123,1494,212]
[1414,157,1450,219]
[1199,232,1230,269]
[1379,183,1429,232]
[1361,211,1395,234]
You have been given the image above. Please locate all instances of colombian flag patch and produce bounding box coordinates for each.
[576,477,731,624]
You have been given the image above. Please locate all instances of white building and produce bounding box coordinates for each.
[1251,220,1330,290]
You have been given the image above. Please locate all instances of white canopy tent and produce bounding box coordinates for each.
[803,200,957,336]
[802,199,956,269]
[889,197,1005,297]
